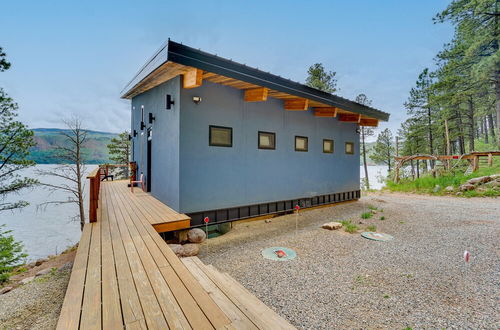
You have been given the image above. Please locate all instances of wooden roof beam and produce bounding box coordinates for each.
[338,113,361,123]
[244,87,268,102]
[313,107,337,117]
[359,118,379,127]
[284,98,309,111]
[183,68,203,89]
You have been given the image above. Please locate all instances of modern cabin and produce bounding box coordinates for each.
[121,40,389,228]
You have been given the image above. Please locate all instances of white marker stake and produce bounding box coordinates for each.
[295,204,300,236]
[463,250,471,323]
[204,217,210,253]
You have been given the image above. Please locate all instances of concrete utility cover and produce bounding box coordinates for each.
[261,247,297,261]
[361,232,394,242]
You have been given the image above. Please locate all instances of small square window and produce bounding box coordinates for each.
[258,131,276,150]
[209,125,232,147]
[345,142,355,154]
[323,139,334,153]
[295,136,308,152]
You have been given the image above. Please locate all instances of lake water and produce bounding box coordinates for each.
[1,164,387,261]
[1,165,97,261]
[360,165,389,190]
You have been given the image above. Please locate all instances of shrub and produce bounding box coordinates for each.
[340,220,358,233]
[380,216,386,220]
[367,225,377,232]
[361,212,373,219]
[367,205,377,211]
[0,225,27,283]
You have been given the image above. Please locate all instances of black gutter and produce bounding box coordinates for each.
[167,40,389,121]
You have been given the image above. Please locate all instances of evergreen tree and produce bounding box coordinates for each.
[0,225,27,283]
[0,47,36,211]
[107,131,131,178]
[305,63,338,93]
[370,129,395,172]
[355,94,375,189]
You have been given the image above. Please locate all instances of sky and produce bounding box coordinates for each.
[0,0,454,139]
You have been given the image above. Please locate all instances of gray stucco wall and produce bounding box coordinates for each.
[131,76,181,210]
[179,80,360,214]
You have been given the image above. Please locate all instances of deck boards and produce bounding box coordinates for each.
[57,180,295,330]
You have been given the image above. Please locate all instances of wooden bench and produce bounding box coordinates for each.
[57,180,295,329]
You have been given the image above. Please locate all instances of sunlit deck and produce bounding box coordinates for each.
[57,179,294,329]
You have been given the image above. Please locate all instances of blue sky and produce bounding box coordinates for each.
[0,0,453,138]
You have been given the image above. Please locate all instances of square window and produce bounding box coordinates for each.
[295,136,308,152]
[209,125,232,147]
[258,131,276,150]
[323,139,334,153]
[345,142,355,154]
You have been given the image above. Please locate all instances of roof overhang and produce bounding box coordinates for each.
[121,40,390,122]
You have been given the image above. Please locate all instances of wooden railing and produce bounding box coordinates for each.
[87,167,101,223]
[87,162,137,223]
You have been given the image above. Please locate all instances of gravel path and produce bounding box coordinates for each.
[199,193,500,329]
[0,263,72,329]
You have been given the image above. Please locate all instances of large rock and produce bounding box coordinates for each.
[445,185,455,192]
[0,286,13,295]
[459,183,475,191]
[35,258,47,266]
[433,185,441,193]
[168,244,183,256]
[322,222,343,230]
[36,268,52,277]
[485,179,500,188]
[187,228,206,243]
[179,244,200,257]
[20,276,35,285]
[467,176,492,185]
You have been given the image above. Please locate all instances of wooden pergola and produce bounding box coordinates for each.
[393,151,500,182]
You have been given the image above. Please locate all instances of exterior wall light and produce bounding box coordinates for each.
[192,96,202,104]
[166,94,175,109]
[148,113,156,124]
[355,127,360,134]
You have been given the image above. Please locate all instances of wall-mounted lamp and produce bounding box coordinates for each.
[355,127,361,134]
[166,94,175,109]
[192,96,202,104]
[148,113,156,124]
[128,134,132,141]
[133,130,137,137]
[141,121,146,130]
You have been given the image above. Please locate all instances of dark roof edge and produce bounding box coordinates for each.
[122,40,389,121]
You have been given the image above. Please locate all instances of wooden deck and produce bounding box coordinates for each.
[57,180,295,329]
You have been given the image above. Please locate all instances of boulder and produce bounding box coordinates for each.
[433,185,441,193]
[179,244,200,257]
[370,209,378,214]
[484,180,500,188]
[34,258,47,266]
[459,183,475,191]
[321,222,343,230]
[187,228,206,243]
[20,276,35,285]
[490,174,500,180]
[445,186,454,192]
[0,286,13,295]
[168,244,183,256]
[467,176,492,185]
[36,268,52,277]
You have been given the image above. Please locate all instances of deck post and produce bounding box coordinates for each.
[488,153,493,167]
[87,168,100,223]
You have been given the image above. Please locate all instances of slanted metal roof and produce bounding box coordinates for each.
[121,40,390,121]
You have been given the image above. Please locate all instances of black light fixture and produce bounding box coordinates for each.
[128,134,132,141]
[166,94,175,109]
[148,113,155,124]
[133,130,137,137]
[355,127,361,134]
[192,96,202,104]
[140,121,146,130]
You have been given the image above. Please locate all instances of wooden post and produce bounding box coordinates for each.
[487,153,493,167]
[473,155,479,172]
[87,168,100,222]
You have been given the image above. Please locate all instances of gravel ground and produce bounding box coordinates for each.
[0,263,72,329]
[199,193,500,329]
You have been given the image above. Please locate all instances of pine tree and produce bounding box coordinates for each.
[305,63,338,93]
[355,94,375,189]
[370,129,395,172]
[107,131,131,178]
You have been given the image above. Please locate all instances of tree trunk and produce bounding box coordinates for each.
[444,119,451,155]
[488,113,496,143]
[483,117,488,144]
[361,128,369,189]
[427,107,434,167]
[455,108,465,154]
[467,97,475,152]
[496,79,500,147]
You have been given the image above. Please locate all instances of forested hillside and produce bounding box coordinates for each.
[29,128,117,164]
[398,0,499,156]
